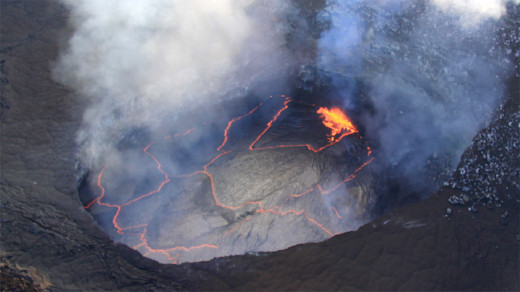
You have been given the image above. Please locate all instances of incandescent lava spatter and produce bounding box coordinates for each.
[80,95,375,263]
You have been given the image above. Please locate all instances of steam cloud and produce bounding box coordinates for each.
[54,0,297,168]
[432,0,515,27]
[317,0,515,204]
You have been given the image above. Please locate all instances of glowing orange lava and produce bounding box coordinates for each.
[249,98,358,152]
[317,107,358,142]
[332,207,343,219]
[84,95,374,263]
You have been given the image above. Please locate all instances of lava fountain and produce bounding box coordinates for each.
[79,95,375,263]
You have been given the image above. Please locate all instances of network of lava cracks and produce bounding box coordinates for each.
[83,95,374,264]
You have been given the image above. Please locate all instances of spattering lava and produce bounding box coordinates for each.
[317,107,358,142]
[82,95,374,264]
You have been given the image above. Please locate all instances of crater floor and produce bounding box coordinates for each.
[81,96,375,263]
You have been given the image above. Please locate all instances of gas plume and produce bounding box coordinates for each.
[431,0,515,28]
[53,0,297,168]
[317,0,515,206]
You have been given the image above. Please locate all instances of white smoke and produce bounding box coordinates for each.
[317,0,515,203]
[431,0,511,28]
[54,0,296,167]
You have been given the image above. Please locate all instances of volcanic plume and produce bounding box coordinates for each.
[316,0,515,209]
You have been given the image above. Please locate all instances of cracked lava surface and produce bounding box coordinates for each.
[82,95,374,263]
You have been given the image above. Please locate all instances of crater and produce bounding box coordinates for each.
[78,95,376,263]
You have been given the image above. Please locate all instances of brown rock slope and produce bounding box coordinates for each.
[1,1,518,290]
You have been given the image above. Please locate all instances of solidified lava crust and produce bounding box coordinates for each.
[80,95,374,263]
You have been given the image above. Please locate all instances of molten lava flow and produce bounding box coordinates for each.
[249,97,292,151]
[218,102,264,152]
[250,99,358,152]
[84,95,374,263]
[332,207,343,219]
[317,107,358,142]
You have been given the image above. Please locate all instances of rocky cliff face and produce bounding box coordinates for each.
[1,1,518,291]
